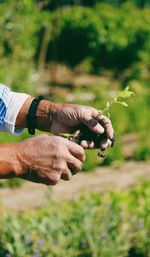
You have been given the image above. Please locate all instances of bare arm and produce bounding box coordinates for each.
[0,144,21,178]
[0,135,84,184]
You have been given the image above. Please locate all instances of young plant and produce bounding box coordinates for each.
[97,86,134,157]
[100,86,134,118]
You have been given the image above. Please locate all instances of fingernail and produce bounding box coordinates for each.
[94,124,104,134]
[111,134,116,141]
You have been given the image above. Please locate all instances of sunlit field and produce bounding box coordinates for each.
[0,1,150,256]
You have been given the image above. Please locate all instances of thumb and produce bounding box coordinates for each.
[82,109,104,135]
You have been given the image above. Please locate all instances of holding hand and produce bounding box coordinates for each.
[16,134,85,185]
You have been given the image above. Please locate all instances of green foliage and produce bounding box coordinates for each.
[0,0,41,91]
[1,183,150,257]
[0,130,31,144]
[134,140,150,161]
[47,3,150,75]
[101,141,124,166]
[36,0,150,9]
[48,7,100,67]
[82,149,99,171]
[91,3,150,74]
[0,1,149,90]
[0,178,23,188]
[135,145,150,161]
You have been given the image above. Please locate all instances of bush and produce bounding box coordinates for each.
[47,3,150,75]
[134,138,150,161]
[0,183,150,257]
[47,7,100,67]
[0,0,41,91]
[92,3,150,74]
[0,1,149,91]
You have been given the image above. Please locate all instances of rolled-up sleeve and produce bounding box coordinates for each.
[0,84,11,128]
[0,83,29,135]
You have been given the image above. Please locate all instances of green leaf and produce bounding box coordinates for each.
[107,112,110,118]
[106,101,110,108]
[118,86,135,99]
[116,101,128,107]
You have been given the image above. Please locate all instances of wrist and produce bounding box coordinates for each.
[0,144,22,178]
[16,96,62,132]
[36,100,61,132]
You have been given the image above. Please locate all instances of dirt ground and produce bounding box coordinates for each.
[0,161,150,212]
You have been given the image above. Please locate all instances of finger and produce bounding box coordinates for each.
[100,138,112,150]
[80,140,95,149]
[96,114,114,140]
[61,167,72,181]
[67,140,85,161]
[80,108,104,135]
[67,155,83,175]
[82,117,104,135]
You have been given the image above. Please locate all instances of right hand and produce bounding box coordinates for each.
[16,134,85,185]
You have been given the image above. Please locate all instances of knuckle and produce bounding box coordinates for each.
[54,146,68,161]
[91,107,99,117]
[49,172,61,185]
[53,175,60,184]
[102,116,111,124]
[58,148,68,160]
[59,162,67,171]
[57,136,67,144]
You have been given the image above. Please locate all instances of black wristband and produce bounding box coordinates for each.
[27,97,43,135]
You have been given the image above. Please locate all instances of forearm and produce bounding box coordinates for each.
[15,97,59,132]
[0,144,21,178]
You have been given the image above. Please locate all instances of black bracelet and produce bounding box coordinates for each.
[27,97,43,135]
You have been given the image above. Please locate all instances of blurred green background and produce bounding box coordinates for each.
[0,0,150,256]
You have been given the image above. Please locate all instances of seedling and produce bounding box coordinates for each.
[97,86,134,157]
[100,86,134,118]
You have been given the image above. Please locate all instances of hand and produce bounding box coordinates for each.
[16,134,85,185]
[50,103,114,150]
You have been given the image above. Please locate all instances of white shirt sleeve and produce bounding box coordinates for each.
[0,83,30,135]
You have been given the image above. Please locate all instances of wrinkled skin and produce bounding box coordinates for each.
[16,134,85,185]
[50,104,114,149]
[12,100,114,185]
